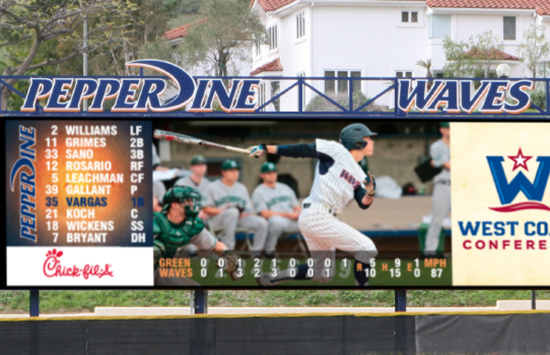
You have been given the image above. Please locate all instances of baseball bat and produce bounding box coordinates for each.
[154,129,250,154]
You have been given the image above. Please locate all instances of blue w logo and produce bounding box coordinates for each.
[487,156,550,206]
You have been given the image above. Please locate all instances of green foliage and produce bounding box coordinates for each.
[443,31,504,78]
[530,88,547,110]
[0,0,142,109]
[517,24,550,78]
[416,58,432,78]
[179,0,266,76]
[305,92,385,112]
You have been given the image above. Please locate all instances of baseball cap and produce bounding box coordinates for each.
[260,162,277,173]
[190,155,207,166]
[440,122,450,128]
[221,159,240,171]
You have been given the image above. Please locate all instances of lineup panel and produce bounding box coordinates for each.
[6,121,153,248]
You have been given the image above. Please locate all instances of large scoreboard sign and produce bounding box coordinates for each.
[3,120,550,289]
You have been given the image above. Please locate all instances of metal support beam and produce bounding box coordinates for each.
[30,289,39,317]
[191,290,207,314]
[395,289,406,312]
[531,290,536,310]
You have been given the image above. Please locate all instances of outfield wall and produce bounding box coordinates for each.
[2,312,550,354]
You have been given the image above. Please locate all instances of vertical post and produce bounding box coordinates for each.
[394,78,400,116]
[298,77,303,113]
[30,289,39,317]
[348,77,353,112]
[531,290,536,310]
[546,80,549,115]
[395,289,406,312]
[80,0,88,112]
[191,290,207,314]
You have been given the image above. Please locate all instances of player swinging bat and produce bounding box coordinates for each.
[154,130,250,154]
[247,123,379,287]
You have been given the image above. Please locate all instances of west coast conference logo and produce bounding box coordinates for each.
[398,79,534,114]
[487,149,550,212]
[43,249,114,279]
[21,60,260,113]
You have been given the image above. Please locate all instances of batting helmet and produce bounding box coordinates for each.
[339,123,377,150]
[162,186,202,218]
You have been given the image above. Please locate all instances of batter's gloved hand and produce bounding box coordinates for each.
[247,144,265,158]
[222,251,240,280]
[364,172,376,196]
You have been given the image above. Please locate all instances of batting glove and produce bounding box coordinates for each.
[364,172,376,196]
[247,144,265,158]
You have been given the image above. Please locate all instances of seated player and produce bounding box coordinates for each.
[174,155,210,221]
[153,186,238,286]
[202,159,268,254]
[247,123,378,287]
[252,162,301,258]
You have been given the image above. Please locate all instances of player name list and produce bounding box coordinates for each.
[6,121,153,248]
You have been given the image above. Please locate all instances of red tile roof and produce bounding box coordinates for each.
[250,0,296,12]
[163,18,207,41]
[250,58,283,75]
[427,0,550,15]
[465,47,520,60]
[250,0,550,15]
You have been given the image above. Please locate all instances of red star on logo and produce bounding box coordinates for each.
[508,148,532,171]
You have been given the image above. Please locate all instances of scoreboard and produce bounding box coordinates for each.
[3,120,550,289]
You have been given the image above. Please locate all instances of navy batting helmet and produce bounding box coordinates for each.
[339,123,377,150]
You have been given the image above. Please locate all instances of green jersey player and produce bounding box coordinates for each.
[153,186,239,285]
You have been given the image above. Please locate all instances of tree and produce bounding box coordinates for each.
[0,0,139,111]
[416,58,432,78]
[517,24,550,78]
[443,31,505,78]
[179,0,266,77]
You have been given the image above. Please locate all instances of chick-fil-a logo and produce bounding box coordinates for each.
[43,249,114,279]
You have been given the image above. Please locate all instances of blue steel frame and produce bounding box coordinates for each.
[1,75,550,118]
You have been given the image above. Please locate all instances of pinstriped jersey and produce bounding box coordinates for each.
[303,139,367,210]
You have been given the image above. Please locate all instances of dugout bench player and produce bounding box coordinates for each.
[252,162,301,258]
[202,159,269,254]
[153,186,238,286]
[247,123,378,286]
[425,122,451,257]
[175,154,210,221]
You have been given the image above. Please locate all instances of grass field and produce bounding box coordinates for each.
[1,289,549,314]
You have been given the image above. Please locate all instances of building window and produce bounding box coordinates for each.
[268,25,278,50]
[429,15,450,39]
[503,17,516,40]
[402,11,418,23]
[324,70,361,94]
[296,12,305,39]
[396,71,413,78]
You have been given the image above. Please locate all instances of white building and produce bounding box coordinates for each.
[250,0,550,110]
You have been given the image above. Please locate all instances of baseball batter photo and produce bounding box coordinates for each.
[247,123,379,286]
